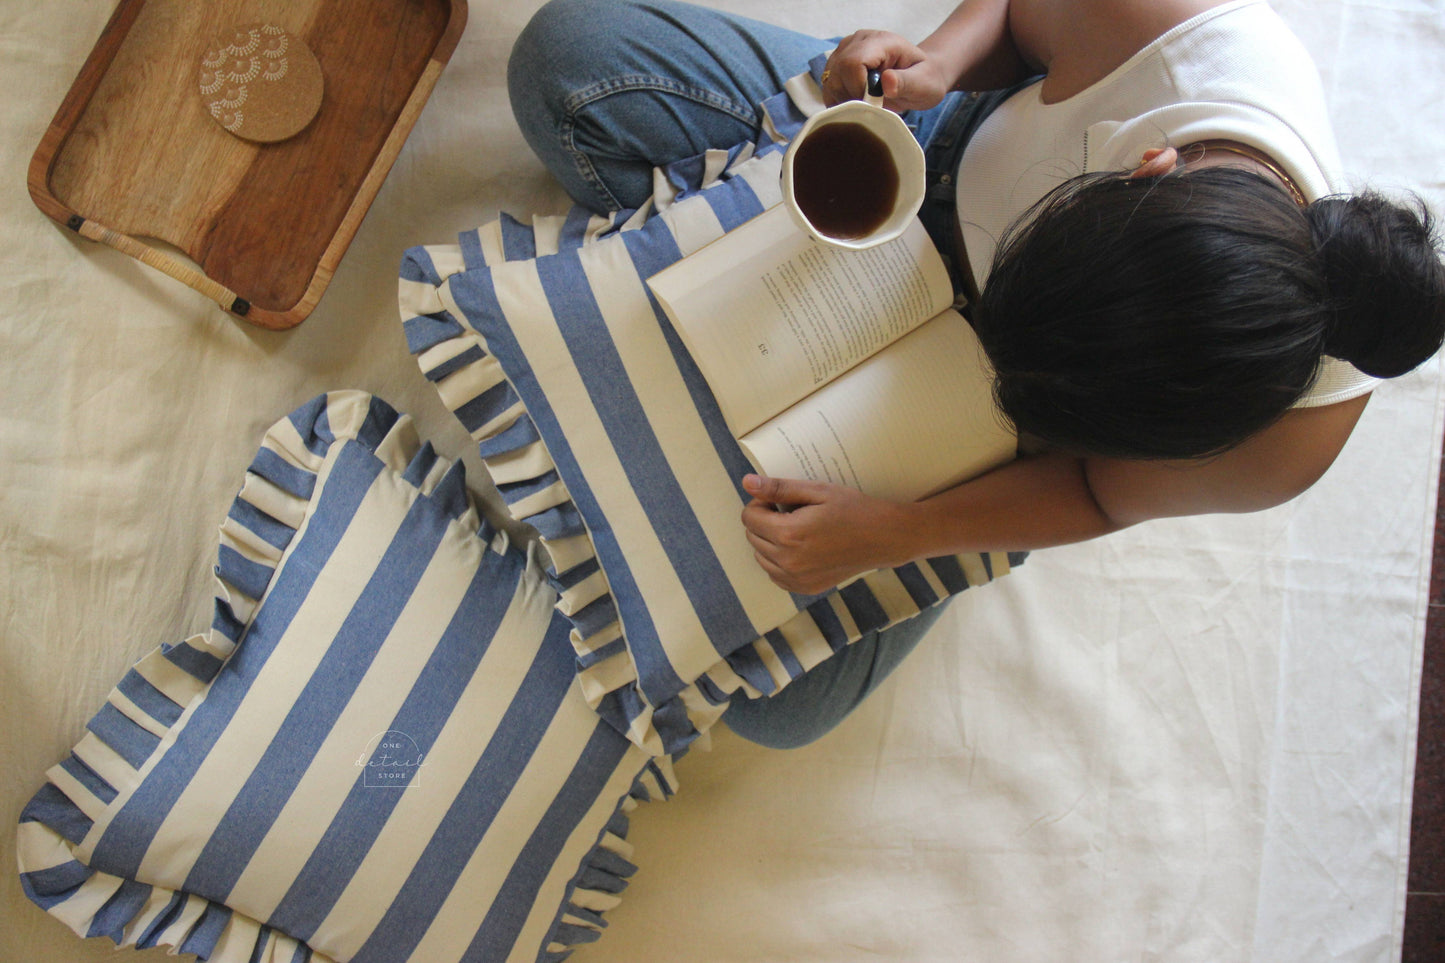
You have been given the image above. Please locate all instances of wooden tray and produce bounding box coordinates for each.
[29,0,468,329]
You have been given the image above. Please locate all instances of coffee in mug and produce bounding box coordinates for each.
[781,69,926,250]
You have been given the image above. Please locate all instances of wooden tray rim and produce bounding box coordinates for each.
[28,0,469,330]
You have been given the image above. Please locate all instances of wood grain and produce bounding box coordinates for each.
[29,0,468,328]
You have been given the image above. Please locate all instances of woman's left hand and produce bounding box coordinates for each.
[740,474,911,594]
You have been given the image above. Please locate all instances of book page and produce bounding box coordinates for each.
[647,204,952,435]
[737,310,1015,502]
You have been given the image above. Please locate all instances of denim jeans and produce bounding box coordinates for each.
[508,0,1001,748]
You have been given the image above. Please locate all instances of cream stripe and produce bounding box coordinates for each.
[405,682,642,963]
[134,468,407,884]
[584,236,797,664]
[659,186,727,257]
[151,893,209,951]
[131,645,207,714]
[311,563,558,958]
[445,267,711,660]
[511,777,644,957]
[69,732,136,802]
[224,515,483,919]
[120,887,181,946]
[105,690,169,739]
[476,222,505,266]
[43,765,109,824]
[41,872,125,937]
[960,552,990,587]
[434,344,506,410]
[539,533,596,578]
[234,474,310,534]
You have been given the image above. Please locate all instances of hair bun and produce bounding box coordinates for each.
[1308,192,1445,378]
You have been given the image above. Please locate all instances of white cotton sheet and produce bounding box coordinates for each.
[1,1,1440,961]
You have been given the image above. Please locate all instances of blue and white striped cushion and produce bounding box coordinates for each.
[399,80,1022,758]
[17,391,674,963]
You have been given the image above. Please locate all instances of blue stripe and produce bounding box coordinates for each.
[500,213,537,262]
[459,228,486,269]
[839,581,891,635]
[354,396,400,452]
[248,448,317,500]
[266,546,529,941]
[702,173,765,233]
[536,252,758,665]
[808,598,849,653]
[117,669,184,728]
[525,503,588,542]
[86,703,161,770]
[894,562,941,610]
[181,485,454,902]
[424,343,485,383]
[227,496,295,552]
[575,637,627,670]
[163,640,225,683]
[19,860,94,909]
[622,229,756,500]
[21,782,94,846]
[558,205,595,251]
[215,545,275,602]
[177,903,233,957]
[763,628,806,681]
[405,312,465,355]
[429,461,474,523]
[87,879,154,941]
[349,611,580,963]
[135,891,189,949]
[550,557,600,591]
[89,442,385,880]
[400,245,442,285]
[211,600,247,645]
[462,722,632,961]
[723,640,775,695]
[455,380,519,435]
[446,270,685,705]
[401,440,439,489]
[927,555,969,594]
[475,413,541,459]
[61,752,119,804]
[288,396,333,455]
[497,469,563,505]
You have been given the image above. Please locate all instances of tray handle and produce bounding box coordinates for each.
[69,216,251,317]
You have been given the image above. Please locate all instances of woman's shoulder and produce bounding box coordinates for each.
[1029,0,1274,103]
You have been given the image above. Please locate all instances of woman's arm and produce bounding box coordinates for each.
[821,0,1034,110]
[741,396,1369,594]
[824,0,1237,109]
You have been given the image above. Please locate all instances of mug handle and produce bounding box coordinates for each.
[865,68,884,107]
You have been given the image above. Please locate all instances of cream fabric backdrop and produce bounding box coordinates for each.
[2,1,1441,961]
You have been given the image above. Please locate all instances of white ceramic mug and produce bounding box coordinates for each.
[780,69,927,249]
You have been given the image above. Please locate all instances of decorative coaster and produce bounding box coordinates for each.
[198,23,324,143]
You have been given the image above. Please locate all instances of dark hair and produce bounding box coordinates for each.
[971,166,1445,460]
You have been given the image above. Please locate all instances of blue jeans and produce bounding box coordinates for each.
[508,0,990,748]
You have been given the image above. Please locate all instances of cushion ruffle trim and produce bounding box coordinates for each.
[399,145,1023,758]
[16,390,671,962]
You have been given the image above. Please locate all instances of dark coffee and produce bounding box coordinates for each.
[792,121,900,240]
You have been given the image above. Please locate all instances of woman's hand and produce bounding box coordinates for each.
[821,31,955,111]
[740,474,912,594]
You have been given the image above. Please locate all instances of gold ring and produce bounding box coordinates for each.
[820,68,831,84]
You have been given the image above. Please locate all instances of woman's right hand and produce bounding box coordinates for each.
[822,30,955,112]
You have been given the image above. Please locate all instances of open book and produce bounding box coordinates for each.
[647,204,1016,502]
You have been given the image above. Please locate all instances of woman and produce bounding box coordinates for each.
[509,0,1445,747]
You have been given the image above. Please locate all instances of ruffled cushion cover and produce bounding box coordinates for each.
[399,80,1023,757]
[17,392,674,962]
